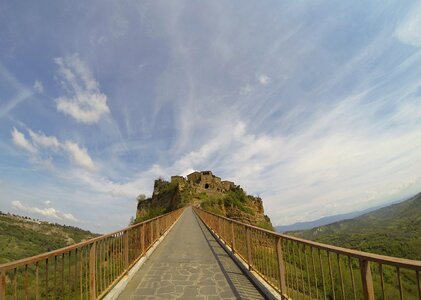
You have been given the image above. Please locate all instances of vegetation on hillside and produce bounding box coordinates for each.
[200,186,253,214]
[0,212,98,264]
[248,193,421,299]
[135,176,274,230]
[290,192,421,260]
[134,206,170,223]
[199,186,273,230]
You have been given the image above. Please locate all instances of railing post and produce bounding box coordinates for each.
[150,221,154,244]
[360,259,375,300]
[222,219,228,240]
[124,230,129,269]
[222,219,225,240]
[276,237,287,297]
[0,270,5,300]
[89,242,96,299]
[141,224,145,255]
[214,216,217,231]
[231,221,235,253]
[246,226,252,270]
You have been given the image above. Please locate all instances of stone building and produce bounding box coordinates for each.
[172,171,235,193]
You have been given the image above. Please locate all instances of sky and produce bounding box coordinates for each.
[1,1,421,233]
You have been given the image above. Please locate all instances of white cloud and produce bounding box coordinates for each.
[11,127,96,172]
[33,80,44,93]
[61,212,78,222]
[11,200,78,222]
[34,207,60,219]
[258,74,271,86]
[28,130,60,149]
[11,200,77,222]
[55,55,110,123]
[395,2,421,47]
[11,127,37,154]
[11,200,25,210]
[64,141,96,171]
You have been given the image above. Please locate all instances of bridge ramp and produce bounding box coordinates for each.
[117,207,265,299]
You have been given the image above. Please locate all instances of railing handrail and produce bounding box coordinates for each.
[195,207,421,270]
[0,209,179,272]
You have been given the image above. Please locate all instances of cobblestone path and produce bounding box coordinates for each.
[117,207,266,299]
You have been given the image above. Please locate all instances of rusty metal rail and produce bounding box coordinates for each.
[0,208,184,300]
[194,207,421,300]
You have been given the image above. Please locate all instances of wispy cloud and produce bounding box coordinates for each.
[216,98,421,225]
[395,2,421,47]
[0,64,35,119]
[258,74,271,86]
[33,80,44,93]
[11,127,97,172]
[11,200,78,222]
[11,128,38,154]
[28,130,60,149]
[55,55,110,124]
[64,141,96,171]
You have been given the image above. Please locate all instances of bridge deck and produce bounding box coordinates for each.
[117,207,265,299]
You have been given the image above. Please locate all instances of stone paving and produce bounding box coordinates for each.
[117,207,266,300]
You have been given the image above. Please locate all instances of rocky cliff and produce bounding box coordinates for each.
[136,171,273,230]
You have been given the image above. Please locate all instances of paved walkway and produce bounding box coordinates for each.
[117,207,266,300]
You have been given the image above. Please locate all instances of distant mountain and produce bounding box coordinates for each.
[0,212,98,264]
[275,197,408,232]
[276,209,371,233]
[289,192,421,260]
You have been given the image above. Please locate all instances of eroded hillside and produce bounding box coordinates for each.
[0,212,98,264]
[135,171,273,230]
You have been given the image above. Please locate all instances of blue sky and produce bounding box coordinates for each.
[1,1,420,233]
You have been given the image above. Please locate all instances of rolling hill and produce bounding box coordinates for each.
[275,207,373,232]
[0,212,98,264]
[289,192,421,260]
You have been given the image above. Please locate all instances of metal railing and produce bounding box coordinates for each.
[0,208,184,300]
[194,207,421,300]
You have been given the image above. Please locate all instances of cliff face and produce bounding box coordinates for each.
[135,179,181,222]
[136,171,273,230]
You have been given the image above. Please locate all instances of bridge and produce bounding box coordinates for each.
[1,207,420,299]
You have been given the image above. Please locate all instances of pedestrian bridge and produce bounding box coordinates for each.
[1,207,420,300]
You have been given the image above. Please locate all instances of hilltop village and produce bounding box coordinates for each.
[171,170,235,194]
[136,170,273,230]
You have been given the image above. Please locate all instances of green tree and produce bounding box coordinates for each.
[136,194,146,203]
